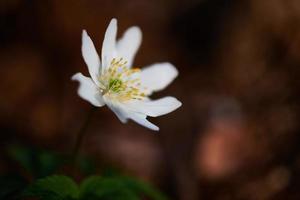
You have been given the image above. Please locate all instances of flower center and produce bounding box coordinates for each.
[99,58,146,101]
[108,78,123,93]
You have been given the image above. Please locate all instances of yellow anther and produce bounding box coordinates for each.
[98,57,147,102]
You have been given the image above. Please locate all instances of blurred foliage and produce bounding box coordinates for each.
[24,175,78,200]
[0,174,27,200]
[1,144,167,200]
[77,157,96,176]
[24,175,167,200]
[7,145,64,178]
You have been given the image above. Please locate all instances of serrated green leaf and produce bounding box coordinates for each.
[79,176,102,195]
[79,176,166,200]
[120,177,167,200]
[79,176,139,200]
[80,176,120,198]
[24,175,79,200]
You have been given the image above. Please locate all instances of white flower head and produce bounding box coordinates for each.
[72,18,182,131]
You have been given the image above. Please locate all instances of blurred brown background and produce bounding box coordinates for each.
[1,0,300,199]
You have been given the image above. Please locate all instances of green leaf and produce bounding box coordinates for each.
[80,176,139,200]
[80,176,166,200]
[24,175,79,200]
[120,177,168,200]
[80,176,120,198]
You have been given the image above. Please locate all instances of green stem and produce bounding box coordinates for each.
[72,107,96,161]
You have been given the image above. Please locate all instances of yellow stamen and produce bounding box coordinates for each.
[98,57,147,102]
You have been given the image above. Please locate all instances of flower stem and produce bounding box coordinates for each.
[72,106,96,161]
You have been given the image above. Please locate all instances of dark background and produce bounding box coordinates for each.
[1,0,300,199]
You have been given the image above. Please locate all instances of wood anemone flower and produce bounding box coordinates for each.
[72,18,181,131]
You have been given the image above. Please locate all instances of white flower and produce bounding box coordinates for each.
[72,18,182,131]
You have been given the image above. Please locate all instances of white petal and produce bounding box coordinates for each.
[126,96,182,117]
[141,63,178,94]
[72,73,105,107]
[128,112,159,131]
[103,96,128,123]
[116,26,142,67]
[82,30,101,84]
[101,18,117,72]
[103,96,159,131]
